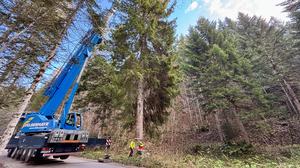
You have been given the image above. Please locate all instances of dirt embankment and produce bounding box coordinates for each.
[159,108,300,152]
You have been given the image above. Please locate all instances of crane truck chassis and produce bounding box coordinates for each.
[6,124,88,162]
[5,31,101,162]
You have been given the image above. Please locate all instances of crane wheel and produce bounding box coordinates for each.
[20,149,28,161]
[7,149,13,157]
[24,149,33,163]
[16,149,23,160]
[11,148,18,159]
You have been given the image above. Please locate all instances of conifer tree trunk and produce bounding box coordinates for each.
[171,103,176,143]
[136,76,144,140]
[214,110,224,142]
[280,83,298,115]
[196,98,203,124]
[231,107,250,143]
[282,79,300,116]
[183,84,196,128]
[135,31,147,140]
[224,99,250,143]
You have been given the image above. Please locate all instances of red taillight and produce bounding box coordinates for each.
[40,147,51,153]
[42,147,49,151]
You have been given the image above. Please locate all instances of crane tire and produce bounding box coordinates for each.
[16,149,23,160]
[11,148,18,159]
[20,149,28,161]
[24,149,33,163]
[7,149,13,157]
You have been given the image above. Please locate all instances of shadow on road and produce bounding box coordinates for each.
[28,159,65,166]
[1,155,121,168]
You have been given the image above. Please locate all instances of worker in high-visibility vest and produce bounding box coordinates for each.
[129,139,135,157]
[137,140,144,156]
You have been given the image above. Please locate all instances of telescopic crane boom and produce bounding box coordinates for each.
[5,30,101,162]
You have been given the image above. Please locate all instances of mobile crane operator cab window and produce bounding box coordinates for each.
[66,113,81,129]
[66,113,75,126]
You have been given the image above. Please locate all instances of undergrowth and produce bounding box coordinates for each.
[81,144,300,168]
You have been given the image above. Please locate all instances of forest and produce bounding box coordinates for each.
[1,0,300,167]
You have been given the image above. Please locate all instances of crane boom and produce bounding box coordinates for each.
[40,31,101,118]
[5,31,102,162]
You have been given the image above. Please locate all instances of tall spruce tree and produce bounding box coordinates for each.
[183,18,267,143]
[223,13,300,116]
[107,0,177,139]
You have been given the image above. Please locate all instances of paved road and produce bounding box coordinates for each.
[0,152,128,168]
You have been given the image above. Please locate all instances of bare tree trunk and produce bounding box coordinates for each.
[283,79,300,116]
[136,76,144,140]
[189,91,200,128]
[195,98,203,124]
[214,110,224,142]
[182,84,195,129]
[231,107,250,143]
[281,82,298,115]
[171,105,176,144]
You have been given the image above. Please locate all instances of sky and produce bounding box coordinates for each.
[64,0,290,51]
[172,0,289,35]
[40,0,290,88]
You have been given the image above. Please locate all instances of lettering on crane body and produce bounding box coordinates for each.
[26,122,49,127]
[22,117,50,129]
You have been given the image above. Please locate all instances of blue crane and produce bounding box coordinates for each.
[5,30,101,162]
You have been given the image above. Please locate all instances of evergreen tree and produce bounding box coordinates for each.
[108,0,177,139]
[225,13,300,116]
[281,0,300,43]
[183,18,267,143]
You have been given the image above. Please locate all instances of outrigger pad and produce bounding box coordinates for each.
[98,159,104,162]
[98,157,111,163]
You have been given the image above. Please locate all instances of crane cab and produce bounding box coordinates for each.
[62,112,83,130]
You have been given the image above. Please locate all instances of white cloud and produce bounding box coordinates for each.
[185,1,200,13]
[203,0,289,21]
[203,0,210,4]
